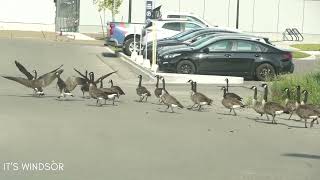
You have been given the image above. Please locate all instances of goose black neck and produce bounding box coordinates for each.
[226,79,229,92]
[296,86,301,104]
[110,80,114,87]
[162,78,166,90]
[100,80,103,88]
[253,88,257,100]
[156,76,159,88]
[85,70,88,78]
[223,88,226,97]
[263,87,268,102]
[303,91,308,104]
[138,76,142,87]
[194,82,197,92]
[286,90,290,99]
[34,70,37,79]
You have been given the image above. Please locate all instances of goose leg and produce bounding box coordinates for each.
[266,114,270,121]
[310,118,316,128]
[145,96,148,102]
[304,119,308,128]
[165,105,170,112]
[171,106,174,113]
[198,105,202,111]
[112,97,115,105]
[229,109,232,113]
[233,109,237,116]
[139,96,144,102]
[288,112,293,120]
[272,115,277,124]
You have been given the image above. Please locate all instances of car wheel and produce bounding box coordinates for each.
[255,63,276,81]
[123,37,140,56]
[177,60,196,74]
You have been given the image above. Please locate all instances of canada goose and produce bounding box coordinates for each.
[224,78,243,101]
[74,68,117,98]
[261,84,288,124]
[160,77,184,113]
[154,75,163,102]
[283,88,296,120]
[88,72,117,106]
[295,87,320,128]
[14,61,44,95]
[187,80,212,111]
[136,75,151,102]
[56,75,74,98]
[2,63,64,95]
[221,86,244,116]
[250,86,264,117]
[109,79,125,99]
[99,79,119,105]
[301,89,319,125]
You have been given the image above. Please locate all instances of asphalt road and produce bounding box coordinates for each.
[0,38,319,180]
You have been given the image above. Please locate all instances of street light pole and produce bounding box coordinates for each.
[236,0,239,29]
[128,0,132,23]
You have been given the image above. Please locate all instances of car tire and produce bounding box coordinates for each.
[255,63,276,81]
[123,37,139,56]
[177,60,196,74]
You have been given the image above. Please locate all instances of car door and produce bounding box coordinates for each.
[197,40,233,75]
[226,40,261,76]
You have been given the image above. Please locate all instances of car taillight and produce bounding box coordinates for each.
[282,52,292,61]
[109,24,115,36]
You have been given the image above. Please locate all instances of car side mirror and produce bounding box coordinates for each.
[203,47,209,54]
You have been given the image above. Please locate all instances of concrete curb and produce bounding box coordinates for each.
[104,46,244,84]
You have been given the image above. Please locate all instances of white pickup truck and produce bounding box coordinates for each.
[106,11,237,56]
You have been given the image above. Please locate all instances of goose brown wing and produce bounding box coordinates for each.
[2,76,33,88]
[14,61,34,80]
[137,86,151,96]
[73,68,89,81]
[94,71,118,84]
[37,64,63,79]
[225,92,242,101]
[36,69,63,87]
[75,77,88,85]
[65,77,80,91]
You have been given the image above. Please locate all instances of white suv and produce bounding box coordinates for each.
[142,19,207,44]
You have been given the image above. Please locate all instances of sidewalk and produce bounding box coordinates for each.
[0,30,104,46]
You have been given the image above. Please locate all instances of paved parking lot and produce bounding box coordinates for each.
[0,37,319,180]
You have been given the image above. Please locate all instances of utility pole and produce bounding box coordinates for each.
[128,0,132,23]
[236,0,239,29]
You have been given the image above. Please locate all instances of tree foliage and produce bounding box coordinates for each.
[93,0,123,15]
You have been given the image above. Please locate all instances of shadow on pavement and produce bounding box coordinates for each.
[282,153,320,160]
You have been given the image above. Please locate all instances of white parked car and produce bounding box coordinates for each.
[142,19,207,45]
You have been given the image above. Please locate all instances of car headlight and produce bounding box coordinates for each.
[163,53,181,59]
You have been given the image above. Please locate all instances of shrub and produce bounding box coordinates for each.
[269,72,320,105]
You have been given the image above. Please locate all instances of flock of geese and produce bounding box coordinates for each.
[2,61,320,128]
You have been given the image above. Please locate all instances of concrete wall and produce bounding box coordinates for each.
[0,0,319,34]
[0,0,55,31]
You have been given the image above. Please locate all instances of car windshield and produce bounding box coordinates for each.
[189,34,219,47]
[176,30,207,41]
[169,29,202,39]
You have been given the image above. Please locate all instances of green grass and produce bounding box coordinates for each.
[291,44,320,51]
[292,51,311,59]
[269,72,320,105]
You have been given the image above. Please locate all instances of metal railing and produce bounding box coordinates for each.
[282,28,304,41]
